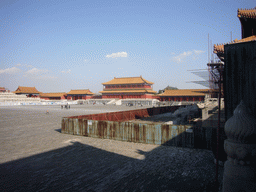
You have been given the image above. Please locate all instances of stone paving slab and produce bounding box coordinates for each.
[0,105,223,191]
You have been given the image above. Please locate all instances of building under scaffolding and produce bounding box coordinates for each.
[189,60,223,98]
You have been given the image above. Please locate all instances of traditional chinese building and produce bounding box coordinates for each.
[40,92,67,100]
[0,87,7,92]
[213,7,256,192]
[158,89,210,102]
[214,7,256,61]
[100,76,157,99]
[13,86,41,97]
[67,89,93,100]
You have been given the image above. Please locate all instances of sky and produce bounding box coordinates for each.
[0,0,255,93]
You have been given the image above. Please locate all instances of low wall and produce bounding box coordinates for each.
[61,106,225,150]
[61,118,226,150]
[62,119,194,147]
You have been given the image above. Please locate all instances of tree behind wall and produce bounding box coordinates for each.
[165,85,178,90]
[158,85,178,94]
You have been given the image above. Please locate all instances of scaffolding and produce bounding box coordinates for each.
[188,56,223,98]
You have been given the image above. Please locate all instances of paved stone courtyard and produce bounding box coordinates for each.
[0,104,223,191]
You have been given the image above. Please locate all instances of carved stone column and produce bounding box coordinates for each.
[223,101,256,192]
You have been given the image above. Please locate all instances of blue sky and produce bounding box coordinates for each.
[0,0,255,93]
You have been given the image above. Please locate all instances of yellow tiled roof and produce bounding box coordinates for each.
[214,35,256,53]
[40,92,67,97]
[67,89,94,95]
[238,7,256,19]
[158,89,210,96]
[13,86,40,94]
[102,76,154,85]
[99,89,157,94]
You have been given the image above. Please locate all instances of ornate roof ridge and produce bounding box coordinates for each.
[114,76,142,79]
[18,86,36,88]
[102,76,154,85]
[68,89,92,91]
[214,35,256,53]
[158,89,210,96]
[41,92,67,94]
[67,89,93,95]
[238,7,256,18]
[238,7,256,11]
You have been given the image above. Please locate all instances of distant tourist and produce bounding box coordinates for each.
[46,110,49,114]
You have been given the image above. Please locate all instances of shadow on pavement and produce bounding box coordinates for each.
[1,140,220,191]
[54,128,62,133]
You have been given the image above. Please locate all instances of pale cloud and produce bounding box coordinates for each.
[194,50,205,55]
[171,50,205,63]
[25,68,48,75]
[25,64,33,68]
[172,51,192,63]
[0,67,22,74]
[23,68,56,80]
[25,75,57,80]
[15,63,33,68]
[61,69,71,74]
[36,75,57,80]
[106,52,127,58]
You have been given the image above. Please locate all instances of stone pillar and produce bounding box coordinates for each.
[223,100,256,192]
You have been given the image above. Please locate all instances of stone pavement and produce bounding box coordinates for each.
[0,105,223,191]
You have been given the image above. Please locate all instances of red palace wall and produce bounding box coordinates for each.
[102,94,155,99]
[67,95,92,100]
[101,83,156,99]
[91,95,102,99]
[40,97,63,100]
[85,95,92,100]
[41,95,67,100]
[141,94,154,99]
[41,97,50,100]
[159,96,205,102]
[152,95,160,100]
[61,95,66,100]
[27,95,40,98]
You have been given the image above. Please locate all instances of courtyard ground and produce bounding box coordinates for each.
[0,104,223,191]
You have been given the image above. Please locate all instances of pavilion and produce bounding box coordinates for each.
[0,87,7,92]
[66,89,93,100]
[40,92,67,100]
[13,86,41,97]
[214,7,256,61]
[99,76,157,99]
[158,89,210,102]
